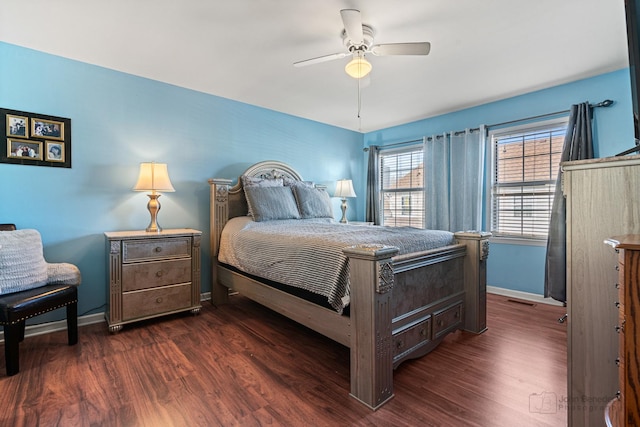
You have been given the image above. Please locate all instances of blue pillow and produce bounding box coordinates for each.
[244,186,301,222]
[292,185,333,219]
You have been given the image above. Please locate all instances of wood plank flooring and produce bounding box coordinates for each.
[0,293,567,426]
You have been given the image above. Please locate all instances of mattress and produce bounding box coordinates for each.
[217,217,455,312]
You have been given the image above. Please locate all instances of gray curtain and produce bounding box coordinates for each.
[424,127,485,232]
[365,145,381,224]
[544,102,594,302]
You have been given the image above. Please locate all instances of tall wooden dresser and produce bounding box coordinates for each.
[563,155,640,427]
[604,235,640,427]
[105,229,202,332]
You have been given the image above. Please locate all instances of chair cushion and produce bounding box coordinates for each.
[0,284,78,325]
[0,229,48,295]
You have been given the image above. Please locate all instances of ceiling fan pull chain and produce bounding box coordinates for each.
[357,76,362,118]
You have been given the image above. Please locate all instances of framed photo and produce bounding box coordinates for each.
[7,139,43,161]
[45,141,65,162]
[31,118,64,141]
[6,114,28,138]
[0,108,71,168]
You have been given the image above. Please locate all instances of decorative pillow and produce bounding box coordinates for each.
[283,177,314,188]
[0,229,48,295]
[244,186,301,222]
[48,263,82,285]
[241,175,284,217]
[292,185,334,219]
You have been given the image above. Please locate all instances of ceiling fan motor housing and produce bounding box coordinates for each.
[343,24,375,52]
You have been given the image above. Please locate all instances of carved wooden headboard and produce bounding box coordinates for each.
[208,160,305,257]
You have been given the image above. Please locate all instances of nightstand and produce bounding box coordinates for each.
[104,228,202,332]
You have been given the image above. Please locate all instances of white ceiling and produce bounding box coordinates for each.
[0,0,630,133]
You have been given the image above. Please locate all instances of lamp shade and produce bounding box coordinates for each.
[345,52,372,79]
[334,179,357,198]
[133,162,175,193]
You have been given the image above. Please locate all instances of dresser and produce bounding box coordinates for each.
[604,235,640,427]
[563,155,640,427]
[105,229,202,332]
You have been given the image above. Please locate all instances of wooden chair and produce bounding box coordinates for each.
[0,224,79,376]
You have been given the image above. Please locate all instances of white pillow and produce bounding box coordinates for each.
[0,229,48,294]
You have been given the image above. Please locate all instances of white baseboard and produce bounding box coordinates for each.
[0,293,214,342]
[487,285,564,307]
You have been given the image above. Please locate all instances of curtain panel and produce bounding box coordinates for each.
[365,145,380,225]
[544,102,594,302]
[424,127,485,232]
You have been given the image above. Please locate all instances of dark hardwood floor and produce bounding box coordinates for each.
[0,293,567,426]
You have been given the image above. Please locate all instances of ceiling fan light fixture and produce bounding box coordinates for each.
[345,52,372,79]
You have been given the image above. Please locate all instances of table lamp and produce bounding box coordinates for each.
[133,162,175,232]
[334,179,357,223]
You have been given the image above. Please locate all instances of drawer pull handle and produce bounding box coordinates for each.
[396,340,404,349]
[615,283,620,289]
[420,328,427,337]
[156,297,163,304]
[615,325,623,333]
[615,265,619,271]
[454,311,460,318]
[156,271,163,278]
[616,357,620,367]
[154,247,162,253]
[616,390,621,400]
[437,320,444,327]
[615,302,620,308]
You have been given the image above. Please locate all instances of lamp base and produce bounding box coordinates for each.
[340,198,348,223]
[145,194,163,233]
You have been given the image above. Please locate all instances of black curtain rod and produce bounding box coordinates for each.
[485,99,614,130]
[364,99,614,151]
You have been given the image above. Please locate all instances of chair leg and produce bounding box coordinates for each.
[4,324,21,376]
[18,320,26,342]
[66,301,78,345]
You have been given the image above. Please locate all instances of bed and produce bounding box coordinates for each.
[208,160,490,410]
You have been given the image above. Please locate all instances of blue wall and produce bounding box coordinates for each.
[364,69,635,295]
[0,42,364,320]
[1,41,635,321]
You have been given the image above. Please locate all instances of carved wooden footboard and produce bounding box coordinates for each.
[208,161,490,410]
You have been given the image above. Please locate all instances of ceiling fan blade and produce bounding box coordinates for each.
[370,42,431,56]
[293,52,348,67]
[340,9,364,44]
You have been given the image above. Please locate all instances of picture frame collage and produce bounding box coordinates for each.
[1,108,72,168]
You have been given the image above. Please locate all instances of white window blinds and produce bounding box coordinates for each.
[379,146,424,228]
[490,119,567,238]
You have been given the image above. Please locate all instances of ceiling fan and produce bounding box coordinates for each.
[294,9,431,79]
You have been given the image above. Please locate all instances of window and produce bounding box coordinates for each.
[489,118,567,240]
[379,146,424,228]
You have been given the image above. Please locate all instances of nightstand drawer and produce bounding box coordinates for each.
[122,258,192,291]
[433,302,463,339]
[123,237,192,262]
[122,283,192,320]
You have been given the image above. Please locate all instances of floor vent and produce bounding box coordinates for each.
[507,298,536,307]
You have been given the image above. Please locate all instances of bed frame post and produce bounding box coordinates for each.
[209,178,233,305]
[454,231,491,334]
[343,244,400,410]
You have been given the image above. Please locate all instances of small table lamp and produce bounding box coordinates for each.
[334,179,357,223]
[133,162,175,232]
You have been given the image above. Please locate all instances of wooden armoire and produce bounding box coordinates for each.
[563,155,640,427]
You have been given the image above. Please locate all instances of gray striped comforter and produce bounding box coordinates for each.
[218,217,455,313]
